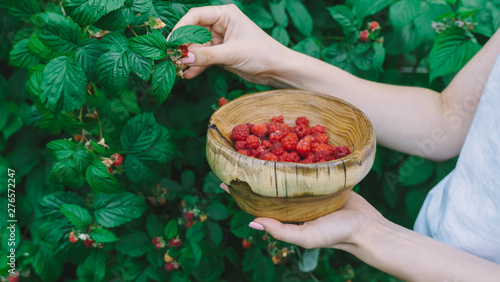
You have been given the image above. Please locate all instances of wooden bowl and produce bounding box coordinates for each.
[206,89,376,222]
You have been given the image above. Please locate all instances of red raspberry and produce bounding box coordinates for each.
[369,21,380,31]
[315,134,328,144]
[179,45,189,58]
[245,123,255,132]
[165,262,175,272]
[359,30,369,42]
[280,123,291,134]
[152,236,165,249]
[305,153,316,163]
[84,238,95,248]
[290,151,300,162]
[279,152,294,162]
[281,133,298,151]
[231,124,250,141]
[271,143,285,156]
[238,149,250,156]
[7,274,19,282]
[303,135,315,143]
[246,135,260,149]
[270,130,286,142]
[112,153,123,166]
[313,143,331,154]
[293,125,309,139]
[251,123,268,138]
[327,144,337,156]
[300,159,313,163]
[268,122,281,134]
[235,141,247,150]
[262,153,278,161]
[271,115,284,123]
[242,238,253,249]
[186,221,193,229]
[296,139,312,157]
[218,97,228,107]
[311,124,326,134]
[255,145,267,157]
[316,150,330,162]
[73,135,82,142]
[184,211,195,221]
[69,231,78,243]
[107,167,113,174]
[295,117,309,126]
[169,238,181,247]
[261,140,271,148]
[333,146,351,159]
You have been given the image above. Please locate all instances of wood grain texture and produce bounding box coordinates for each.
[206,89,376,222]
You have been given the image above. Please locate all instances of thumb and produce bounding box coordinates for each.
[181,44,233,67]
[250,218,314,249]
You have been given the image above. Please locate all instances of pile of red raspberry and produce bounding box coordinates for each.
[230,115,351,163]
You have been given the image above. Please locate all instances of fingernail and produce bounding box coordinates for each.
[166,32,172,41]
[220,183,228,189]
[249,222,264,231]
[181,52,195,64]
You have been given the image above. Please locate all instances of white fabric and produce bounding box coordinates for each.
[414,55,500,264]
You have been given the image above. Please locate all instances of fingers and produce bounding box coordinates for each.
[220,183,230,194]
[250,218,316,249]
[172,5,235,31]
[181,44,234,67]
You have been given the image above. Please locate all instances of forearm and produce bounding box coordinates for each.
[340,219,500,281]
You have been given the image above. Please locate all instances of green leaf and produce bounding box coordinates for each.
[186,222,205,242]
[90,141,106,156]
[129,30,168,60]
[146,214,164,238]
[127,49,153,80]
[93,6,133,31]
[49,159,82,188]
[230,211,256,238]
[399,156,435,186]
[96,48,130,93]
[269,0,288,26]
[389,0,420,30]
[243,247,276,282]
[91,228,119,242]
[77,250,106,282]
[33,246,63,281]
[62,0,126,26]
[244,3,274,29]
[39,191,86,219]
[165,219,179,240]
[9,38,39,68]
[86,158,121,194]
[352,43,375,71]
[47,139,76,159]
[76,38,105,80]
[271,26,290,46]
[116,230,151,257]
[385,22,422,55]
[206,203,229,221]
[166,25,212,47]
[41,56,87,113]
[28,33,55,62]
[352,0,392,19]
[151,60,176,104]
[99,32,129,51]
[372,43,385,69]
[181,169,195,189]
[93,192,147,228]
[429,27,481,82]
[203,172,224,194]
[285,0,313,36]
[152,2,181,32]
[60,204,92,229]
[190,241,203,266]
[8,0,41,22]
[128,0,153,13]
[31,12,82,54]
[206,220,223,245]
[292,37,320,58]
[327,5,357,36]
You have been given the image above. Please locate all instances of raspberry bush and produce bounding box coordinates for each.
[0,0,498,281]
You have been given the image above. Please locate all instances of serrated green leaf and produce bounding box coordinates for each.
[352,0,392,19]
[389,0,420,30]
[33,246,63,281]
[127,49,153,80]
[99,32,129,51]
[186,222,205,242]
[96,49,130,93]
[28,33,55,62]
[9,38,39,68]
[49,159,82,188]
[292,37,320,58]
[27,71,44,98]
[243,247,276,282]
[327,5,357,36]
[60,204,92,229]
[271,26,289,46]
[86,158,121,194]
[76,38,105,80]
[190,241,202,266]
[128,0,153,13]
[164,219,178,239]
[91,228,119,242]
[167,25,212,47]
[93,192,147,227]
[151,60,176,104]
[146,214,164,238]
[39,191,86,219]
[285,0,313,36]
[429,27,481,81]
[47,139,76,160]
[244,4,274,29]
[230,211,256,238]
[31,12,82,54]
[129,30,168,60]
[206,220,223,245]
[90,141,106,156]
[77,250,106,282]
[206,203,229,221]
[120,91,141,114]
[94,5,133,31]
[116,230,151,257]
[62,0,126,26]
[152,2,180,32]
[269,0,288,26]
[41,56,87,113]
[8,0,41,23]
[203,172,224,194]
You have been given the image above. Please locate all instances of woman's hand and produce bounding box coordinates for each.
[220,183,385,250]
[171,4,290,85]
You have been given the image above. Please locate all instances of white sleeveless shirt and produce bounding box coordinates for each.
[414,55,500,264]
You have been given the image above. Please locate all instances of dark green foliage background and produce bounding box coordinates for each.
[1,0,498,281]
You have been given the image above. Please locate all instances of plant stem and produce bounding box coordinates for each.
[130,28,139,37]
[97,115,103,140]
